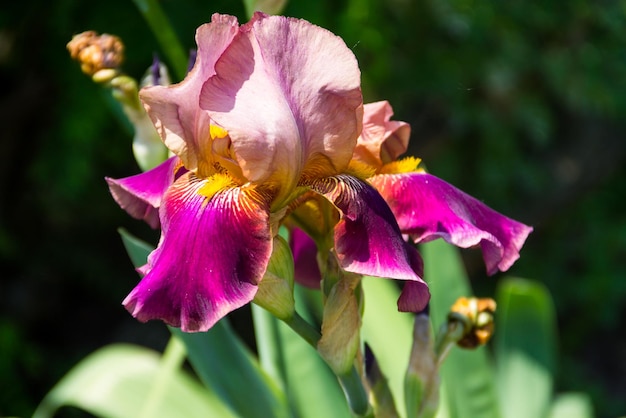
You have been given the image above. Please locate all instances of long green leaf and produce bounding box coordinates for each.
[33,344,237,418]
[547,393,594,418]
[361,276,414,418]
[171,324,290,418]
[422,240,500,418]
[495,278,557,418]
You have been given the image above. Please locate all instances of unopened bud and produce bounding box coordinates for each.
[448,297,496,349]
[253,235,295,320]
[67,31,124,78]
[317,271,361,375]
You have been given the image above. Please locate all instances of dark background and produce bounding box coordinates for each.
[1,0,625,416]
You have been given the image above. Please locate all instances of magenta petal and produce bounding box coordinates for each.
[106,157,182,228]
[310,175,425,283]
[123,173,272,332]
[200,13,363,193]
[370,172,533,275]
[289,227,322,288]
[397,246,430,312]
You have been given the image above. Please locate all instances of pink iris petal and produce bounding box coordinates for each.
[289,227,322,288]
[140,14,240,171]
[106,156,182,228]
[354,101,410,168]
[200,13,363,196]
[309,175,425,284]
[123,172,272,332]
[370,172,533,275]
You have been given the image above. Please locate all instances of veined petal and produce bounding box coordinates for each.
[370,172,533,275]
[200,13,363,198]
[309,174,424,283]
[353,101,410,168]
[123,172,272,332]
[140,14,239,171]
[289,227,322,288]
[106,156,182,228]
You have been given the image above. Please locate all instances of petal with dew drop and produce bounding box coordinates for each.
[123,172,272,332]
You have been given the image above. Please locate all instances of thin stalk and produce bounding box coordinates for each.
[131,0,188,80]
[283,311,322,347]
[283,312,372,417]
[338,367,372,417]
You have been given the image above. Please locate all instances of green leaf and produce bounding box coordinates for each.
[547,393,594,418]
[422,240,500,418]
[118,228,153,267]
[495,278,557,418]
[33,344,237,418]
[171,323,291,418]
[361,276,414,418]
[274,285,350,418]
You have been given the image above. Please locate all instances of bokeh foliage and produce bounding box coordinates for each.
[1,0,624,416]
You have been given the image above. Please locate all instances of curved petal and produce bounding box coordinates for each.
[309,174,424,283]
[200,13,363,198]
[397,246,430,313]
[139,14,240,171]
[353,101,410,168]
[105,156,182,228]
[289,227,322,288]
[123,172,272,332]
[370,172,533,275]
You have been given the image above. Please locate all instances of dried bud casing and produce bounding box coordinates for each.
[67,31,124,77]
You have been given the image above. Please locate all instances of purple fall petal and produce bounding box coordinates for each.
[289,227,322,288]
[123,172,272,332]
[309,175,425,284]
[397,245,430,312]
[370,171,533,275]
[106,156,182,228]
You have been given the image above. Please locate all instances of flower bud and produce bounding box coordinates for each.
[253,235,295,320]
[67,31,124,79]
[317,268,361,375]
[405,313,439,418]
[448,297,496,349]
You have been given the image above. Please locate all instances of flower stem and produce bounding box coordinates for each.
[283,312,372,417]
[283,311,321,347]
[338,367,372,417]
[131,0,188,80]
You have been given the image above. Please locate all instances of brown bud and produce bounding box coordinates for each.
[448,297,496,349]
[67,31,124,77]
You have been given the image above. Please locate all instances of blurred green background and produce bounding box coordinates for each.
[1,0,624,416]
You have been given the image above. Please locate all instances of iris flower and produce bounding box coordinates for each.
[291,101,532,310]
[107,13,428,332]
